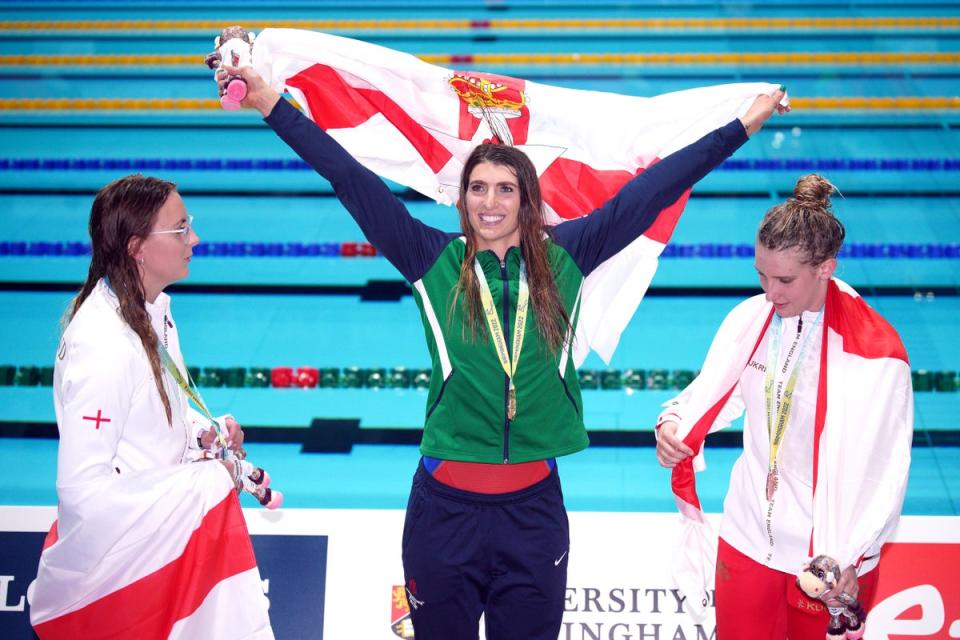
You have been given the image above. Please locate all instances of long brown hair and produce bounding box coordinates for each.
[68,174,177,424]
[758,174,845,265]
[453,144,571,353]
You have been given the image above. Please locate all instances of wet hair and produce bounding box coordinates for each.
[453,144,571,353]
[67,174,177,424]
[757,174,845,265]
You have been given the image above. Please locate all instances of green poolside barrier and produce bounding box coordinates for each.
[1,364,951,391]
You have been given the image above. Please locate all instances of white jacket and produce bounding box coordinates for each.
[661,279,913,616]
[31,279,272,639]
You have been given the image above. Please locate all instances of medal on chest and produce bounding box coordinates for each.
[763,310,822,502]
[474,258,529,422]
[766,464,779,502]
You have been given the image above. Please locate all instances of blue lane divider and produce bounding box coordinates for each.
[1,158,959,172]
[661,243,960,258]
[0,158,313,171]
[3,241,959,258]
[720,158,960,171]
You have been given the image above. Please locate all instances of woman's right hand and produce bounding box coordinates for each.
[738,87,789,137]
[217,65,282,117]
[220,459,236,485]
[655,420,695,468]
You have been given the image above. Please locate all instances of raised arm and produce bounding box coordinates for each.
[552,89,787,277]
[225,66,452,283]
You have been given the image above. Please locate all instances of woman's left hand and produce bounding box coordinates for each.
[200,416,246,457]
[739,87,790,137]
[223,416,246,457]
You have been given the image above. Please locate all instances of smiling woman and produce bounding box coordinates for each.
[223,61,784,639]
[464,161,521,253]
[456,143,571,355]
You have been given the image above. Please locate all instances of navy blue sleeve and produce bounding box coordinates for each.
[264,98,453,283]
[550,119,749,277]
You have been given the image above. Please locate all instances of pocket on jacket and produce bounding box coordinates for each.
[425,369,456,419]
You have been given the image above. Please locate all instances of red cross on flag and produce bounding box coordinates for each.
[81,409,110,430]
[252,29,786,365]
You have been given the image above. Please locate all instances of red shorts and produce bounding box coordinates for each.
[715,537,879,640]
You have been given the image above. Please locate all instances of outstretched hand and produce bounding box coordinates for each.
[217,65,282,117]
[739,87,790,137]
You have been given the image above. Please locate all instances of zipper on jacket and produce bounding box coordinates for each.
[500,258,511,464]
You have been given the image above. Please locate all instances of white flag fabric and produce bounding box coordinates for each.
[251,28,784,365]
[31,462,273,639]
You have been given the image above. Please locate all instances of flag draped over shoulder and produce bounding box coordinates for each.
[663,279,912,618]
[252,28,783,366]
[31,462,273,639]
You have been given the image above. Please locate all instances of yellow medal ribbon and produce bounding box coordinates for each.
[474,257,529,420]
[762,308,823,501]
[158,342,228,451]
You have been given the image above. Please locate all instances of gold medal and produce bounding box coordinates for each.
[474,259,529,424]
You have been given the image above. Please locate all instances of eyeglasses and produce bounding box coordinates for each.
[150,215,194,244]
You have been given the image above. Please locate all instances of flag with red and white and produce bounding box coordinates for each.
[252,28,783,365]
[30,462,273,639]
[662,279,912,617]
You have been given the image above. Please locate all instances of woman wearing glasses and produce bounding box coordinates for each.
[30,175,274,639]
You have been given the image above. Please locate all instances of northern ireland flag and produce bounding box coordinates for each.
[31,462,273,639]
[661,279,913,617]
[251,28,785,366]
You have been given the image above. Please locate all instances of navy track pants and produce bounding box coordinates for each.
[401,461,570,639]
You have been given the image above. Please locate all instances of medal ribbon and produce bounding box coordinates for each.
[763,308,823,496]
[158,342,228,451]
[474,257,529,420]
[102,278,229,453]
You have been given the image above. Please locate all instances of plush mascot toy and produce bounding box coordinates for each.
[194,421,283,510]
[204,25,255,110]
[235,458,283,510]
[796,556,867,640]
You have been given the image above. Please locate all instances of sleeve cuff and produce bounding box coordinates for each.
[263,96,298,128]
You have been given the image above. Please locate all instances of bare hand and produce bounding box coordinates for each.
[656,421,695,468]
[223,416,245,456]
[822,566,859,607]
[219,459,244,491]
[199,416,245,456]
[739,87,790,137]
[216,65,281,116]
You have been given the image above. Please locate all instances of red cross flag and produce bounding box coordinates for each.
[81,409,110,430]
[252,29,785,365]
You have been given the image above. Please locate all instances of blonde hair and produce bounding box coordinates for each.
[757,174,845,265]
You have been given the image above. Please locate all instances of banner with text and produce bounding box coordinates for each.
[1,508,957,639]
